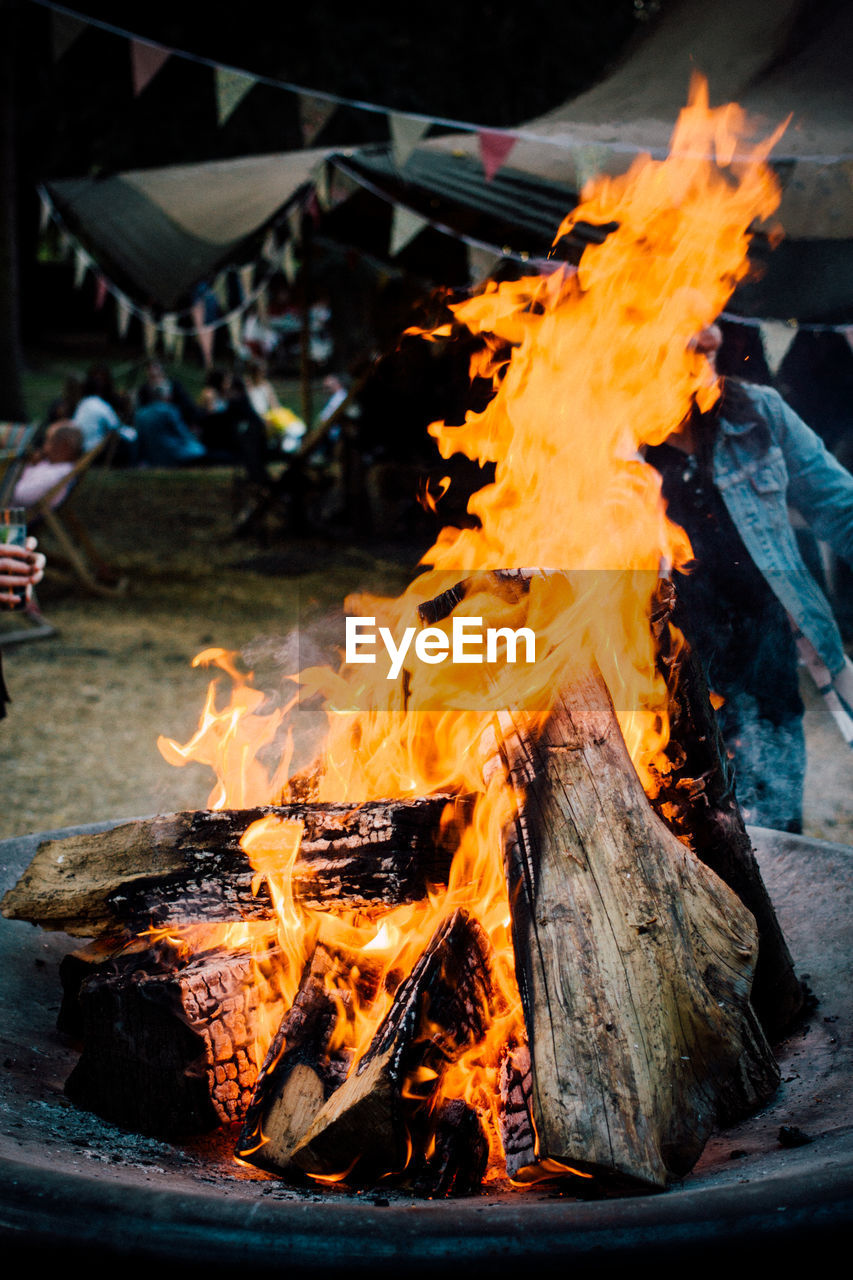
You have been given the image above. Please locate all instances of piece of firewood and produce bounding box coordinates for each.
[2,797,471,937]
[489,666,780,1190]
[287,908,494,1185]
[237,944,353,1174]
[408,1098,490,1198]
[650,580,805,1039]
[64,943,285,1136]
[57,937,150,1037]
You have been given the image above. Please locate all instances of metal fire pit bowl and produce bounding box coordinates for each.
[0,821,851,1275]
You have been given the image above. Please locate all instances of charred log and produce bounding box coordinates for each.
[64,943,285,1136]
[489,667,780,1190]
[2,797,471,937]
[287,908,494,1185]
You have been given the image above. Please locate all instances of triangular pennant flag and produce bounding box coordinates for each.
[262,229,278,262]
[94,276,108,311]
[255,288,269,323]
[239,264,255,299]
[115,295,132,339]
[389,113,430,169]
[52,12,86,62]
[330,169,358,206]
[390,205,429,257]
[315,164,332,212]
[759,319,797,375]
[142,315,158,355]
[227,312,244,353]
[131,41,171,97]
[39,192,52,233]
[478,130,517,183]
[215,67,256,126]
[281,239,298,284]
[467,244,502,284]
[298,93,336,146]
[288,206,302,239]
[161,315,179,355]
[574,144,608,193]
[73,246,91,289]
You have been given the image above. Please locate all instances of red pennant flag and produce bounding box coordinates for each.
[131,41,171,96]
[478,130,517,183]
[94,276,108,311]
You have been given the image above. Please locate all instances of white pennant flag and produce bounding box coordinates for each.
[256,288,269,322]
[143,315,158,355]
[215,67,256,126]
[239,264,255,300]
[759,319,797,374]
[73,246,91,288]
[315,164,331,212]
[227,312,244,353]
[115,295,132,338]
[390,206,428,257]
[39,192,52,232]
[389,112,430,169]
[161,315,179,356]
[261,230,278,263]
[281,240,298,283]
[467,244,502,284]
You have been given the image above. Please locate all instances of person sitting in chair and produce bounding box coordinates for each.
[13,422,83,509]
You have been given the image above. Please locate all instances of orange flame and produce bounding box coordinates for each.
[161,79,785,1182]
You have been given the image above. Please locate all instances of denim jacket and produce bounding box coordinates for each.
[713,381,853,676]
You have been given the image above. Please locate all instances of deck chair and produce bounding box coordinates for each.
[22,431,127,598]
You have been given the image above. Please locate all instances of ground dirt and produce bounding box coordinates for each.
[1,464,851,845]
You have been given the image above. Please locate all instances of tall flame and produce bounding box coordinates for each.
[160,78,785,1180]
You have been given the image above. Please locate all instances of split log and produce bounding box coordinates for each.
[287,908,494,1186]
[237,944,353,1174]
[57,937,150,1037]
[2,796,471,937]
[64,943,286,1136]
[489,666,780,1190]
[408,1098,489,1198]
[650,580,805,1039]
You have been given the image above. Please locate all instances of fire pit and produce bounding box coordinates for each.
[1,819,851,1270]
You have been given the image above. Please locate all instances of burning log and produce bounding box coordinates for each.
[487,666,780,1190]
[276,909,494,1186]
[650,581,805,1038]
[64,942,285,1136]
[2,797,470,937]
[237,943,353,1175]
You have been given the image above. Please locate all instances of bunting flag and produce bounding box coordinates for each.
[51,11,86,62]
[73,246,90,288]
[477,130,517,182]
[161,316,179,355]
[759,319,797,374]
[215,67,256,126]
[239,264,255,299]
[390,206,428,257]
[330,169,358,207]
[261,229,278,263]
[575,143,608,192]
[281,239,298,283]
[467,244,502,283]
[298,93,336,146]
[131,40,171,96]
[226,312,244,353]
[39,192,52,233]
[287,206,303,239]
[94,275,108,310]
[256,289,269,322]
[143,315,158,355]
[389,113,430,169]
[315,163,332,212]
[115,294,132,338]
[192,301,214,367]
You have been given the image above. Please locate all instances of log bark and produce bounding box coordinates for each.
[2,797,470,937]
[64,943,285,1136]
[490,666,780,1190]
[287,908,494,1185]
[237,944,353,1175]
[650,580,805,1039]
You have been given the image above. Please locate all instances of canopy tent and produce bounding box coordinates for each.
[337,0,853,320]
[44,148,335,311]
[41,0,852,323]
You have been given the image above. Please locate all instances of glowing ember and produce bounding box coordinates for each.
[160,77,785,1183]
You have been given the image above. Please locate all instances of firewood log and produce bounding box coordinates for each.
[2,797,471,937]
[488,667,780,1190]
[286,909,494,1185]
[64,943,285,1136]
[237,943,353,1175]
[650,580,805,1038]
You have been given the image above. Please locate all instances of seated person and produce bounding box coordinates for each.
[134,387,206,467]
[136,359,199,427]
[13,422,83,509]
[198,368,270,484]
[72,381,121,451]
